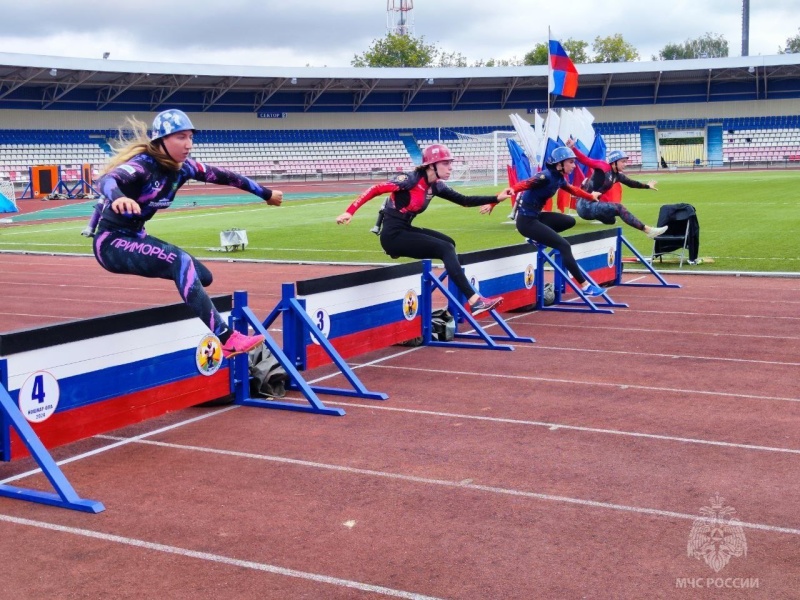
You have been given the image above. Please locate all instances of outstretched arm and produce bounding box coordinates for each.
[618,173,657,190]
[95,169,144,215]
[436,184,512,208]
[563,182,601,201]
[512,173,549,194]
[186,159,283,204]
[479,188,515,214]
[336,182,398,224]
[566,138,610,173]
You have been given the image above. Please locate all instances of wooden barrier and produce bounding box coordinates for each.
[295,262,424,370]
[0,296,233,462]
[458,244,539,312]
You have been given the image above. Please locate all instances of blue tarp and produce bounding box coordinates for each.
[0,193,18,214]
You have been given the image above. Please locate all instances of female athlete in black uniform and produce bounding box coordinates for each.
[89,109,282,357]
[565,138,667,239]
[491,146,606,296]
[336,144,512,315]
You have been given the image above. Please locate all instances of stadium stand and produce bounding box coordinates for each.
[2,115,800,189]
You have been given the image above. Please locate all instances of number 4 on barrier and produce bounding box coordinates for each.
[0,361,104,513]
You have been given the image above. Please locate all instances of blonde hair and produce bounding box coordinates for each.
[101,116,182,175]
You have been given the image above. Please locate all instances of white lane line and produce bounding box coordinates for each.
[324,401,800,456]
[0,406,239,485]
[617,294,800,306]
[524,322,800,341]
[95,437,800,538]
[0,514,442,600]
[514,344,800,367]
[307,346,424,384]
[368,364,800,403]
[626,309,800,321]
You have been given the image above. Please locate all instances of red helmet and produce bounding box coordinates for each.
[421,144,453,166]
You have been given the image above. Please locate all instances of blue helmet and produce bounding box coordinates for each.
[548,146,576,165]
[607,150,628,164]
[151,109,195,141]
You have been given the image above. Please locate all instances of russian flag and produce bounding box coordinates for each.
[548,38,579,98]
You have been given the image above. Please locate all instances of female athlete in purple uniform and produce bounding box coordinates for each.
[87,109,282,358]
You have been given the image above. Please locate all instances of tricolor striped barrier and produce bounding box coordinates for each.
[0,297,234,461]
[0,296,235,512]
[458,245,539,313]
[294,263,424,370]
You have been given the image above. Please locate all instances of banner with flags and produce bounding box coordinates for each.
[548,35,579,98]
[506,138,532,181]
[506,108,608,214]
[540,109,562,170]
[509,113,544,169]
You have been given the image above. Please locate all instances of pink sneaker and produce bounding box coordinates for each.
[221,330,265,359]
[469,296,503,316]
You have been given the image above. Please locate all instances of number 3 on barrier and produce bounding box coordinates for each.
[311,308,331,345]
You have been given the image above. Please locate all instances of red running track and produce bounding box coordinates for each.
[0,254,799,599]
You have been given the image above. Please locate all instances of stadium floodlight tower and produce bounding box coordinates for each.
[387,0,414,36]
[741,0,750,56]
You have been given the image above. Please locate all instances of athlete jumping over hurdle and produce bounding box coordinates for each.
[86,109,282,358]
[335,144,513,316]
[565,138,668,239]
[483,146,607,297]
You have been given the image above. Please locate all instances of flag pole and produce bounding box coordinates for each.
[546,26,551,113]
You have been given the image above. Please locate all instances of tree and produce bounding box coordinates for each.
[352,33,438,67]
[591,34,639,63]
[437,50,468,68]
[473,57,525,67]
[523,39,590,65]
[779,28,800,54]
[654,33,729,60]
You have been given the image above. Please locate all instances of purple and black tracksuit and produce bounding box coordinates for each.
[91,154,275,338]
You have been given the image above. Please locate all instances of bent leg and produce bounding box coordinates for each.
[615,203,646,231]
[516,214,585,284]
[538,211,576,233]
[93,231,228,336]
[381,226,475,298]
[578,199,616,225]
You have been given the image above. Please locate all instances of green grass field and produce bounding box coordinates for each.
[2,169,798,272]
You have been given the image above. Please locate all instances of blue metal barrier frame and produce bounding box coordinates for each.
[229,290,346,416]
[421,260,534,350]
[533,243,627,314]
[0,359,104,513]
[234,287,389,415]
[65,180,102,199]
[614,234,681,288]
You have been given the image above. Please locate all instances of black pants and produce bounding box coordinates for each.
[516,212,586,284]
[93,225,229,337]
[380,219,475,299]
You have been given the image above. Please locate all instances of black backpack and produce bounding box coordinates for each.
[248,343,288,398]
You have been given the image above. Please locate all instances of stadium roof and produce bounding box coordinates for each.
[1,51,799,113]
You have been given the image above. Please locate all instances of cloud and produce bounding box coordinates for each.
[0,0,796,67]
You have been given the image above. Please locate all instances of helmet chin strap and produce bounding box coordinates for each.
[159,139,176,162]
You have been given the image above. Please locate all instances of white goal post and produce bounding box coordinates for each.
[449,130,517,186]
[0,180,17,210]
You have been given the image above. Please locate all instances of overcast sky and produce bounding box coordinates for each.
[0,0,797,68]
